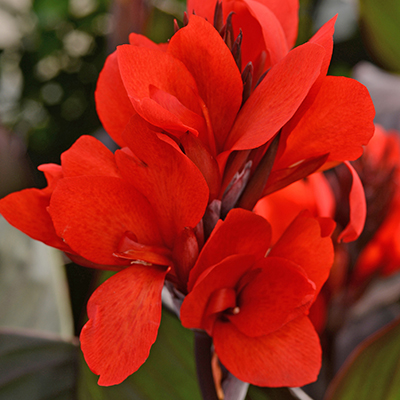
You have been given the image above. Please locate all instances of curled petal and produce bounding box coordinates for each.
[80,265,168,386]
[0,163,69,252]
[0,187,70,252]
[338,161,367,243]
[38,163,63,190]
[181,254,256,332]
[114,230,173,266]
[230,256,315,337]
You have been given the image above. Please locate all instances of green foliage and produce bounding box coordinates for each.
[359,0,400,72]
[0,331,79,400]
[325,317,400,400]
[247,386,299,400]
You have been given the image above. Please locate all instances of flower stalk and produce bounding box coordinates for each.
[194,330,220,400]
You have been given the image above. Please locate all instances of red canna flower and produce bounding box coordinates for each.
[0,126,209,385]
[95,14,374,207]
[0,2,375,391]
[180,208,334,387]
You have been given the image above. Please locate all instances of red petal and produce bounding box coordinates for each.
[0,187,70,252]
[129,32,167,51]
[80,265,168,386]
[255,0,299,48]
[38,163,63,190]
[338,161,367,243]
[116,117,209,248]
[276,76,375,169]
[180,254,256,332]
[186,0,215,22]
[308,292,328,334]
[213,316,321,387]
[306,15,337,96]
[224,1,267,77]
[225,42,325,151]
[308,172,336,218]
[255,183,312,244]
[61,135,120,178]
[132,97,203,139]
[234,0,289,65]
[148,85,207,136]
[48,176,164,265]
[114,231,173,266]
[66,253,126,271]
[274,17,337,163]
[180,131,221,201]
[172,227,199,289]
[230,256,315,337]
[187,208,271,291]
[95,52,134,147]
[269,211,334,296]
[168,15,243,152]
[264,154,328,196]
[255,171,335,243]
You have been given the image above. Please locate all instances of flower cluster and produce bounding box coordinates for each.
[0,0,375,392]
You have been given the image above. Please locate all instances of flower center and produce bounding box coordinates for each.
[205,287,240,319]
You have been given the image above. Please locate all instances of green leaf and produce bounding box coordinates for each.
[359,0,400,72]
[78,307,202,400]
[0,330,79,400]
[325,317,400,400]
